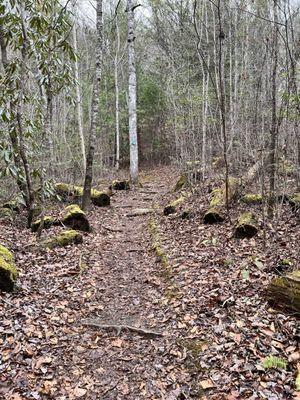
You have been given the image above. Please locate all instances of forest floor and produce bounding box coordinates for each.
[0,166,299,400]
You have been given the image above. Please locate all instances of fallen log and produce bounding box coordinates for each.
[174,174,187,192]
[31,216,57,232]
[112,180,130,190]
[55,183,110,207]
[241,194,262,204]
[267,270,300,314]
[203,177,239,223]
[42,230,83,249]
[126,208,153,217]
[204,157,267,224]
[0,244,17,292]
[289,193,300,212]
[62,205,90,232]
[164,196,185,216]
[234,212,258,238]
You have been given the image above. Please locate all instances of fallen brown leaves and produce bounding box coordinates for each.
[0,167,299,399]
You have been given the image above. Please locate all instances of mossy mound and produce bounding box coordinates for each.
[112,180,130,190]
[234,212,258,238]
[0,244,17,292]
[42,230,83,249]
[62,205,90,232]
[267,270,300,313]
[31,216,56,232]
[164,196,185,216]
[241,194,262,204]
[0,207,14,221]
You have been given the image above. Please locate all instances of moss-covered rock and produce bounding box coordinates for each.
[234,212,258,238]
[31,216,56,232]
[164,196,185,216]
[0,207,14,221]
[267,270,300,313]
[42,230,83,249]
[62,204,90,232]
[112,180,130,190]
[241,193,262,204]
[0,244,17,292]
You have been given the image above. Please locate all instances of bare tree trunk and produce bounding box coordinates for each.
[267,1,279,219]
[127,0,139,184]
[72,7,86,172]
[114,14,121,171]
[82,0,103,210]
[217,0,230,211]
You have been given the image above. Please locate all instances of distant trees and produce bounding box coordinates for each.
[0,0,299,218]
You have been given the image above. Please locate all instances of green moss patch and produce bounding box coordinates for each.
[42,230,83,249]
[0,244,17,292]
[241,193,262,204]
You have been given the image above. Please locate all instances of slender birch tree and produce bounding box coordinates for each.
[114,13,121,171]
[82,0,103,210]
[127,0,139,184]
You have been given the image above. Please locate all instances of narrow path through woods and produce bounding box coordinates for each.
[1,169,189,400]
[1,167,298,400]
